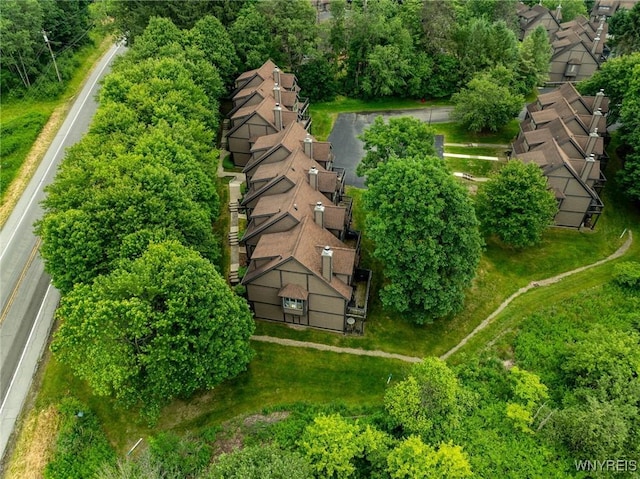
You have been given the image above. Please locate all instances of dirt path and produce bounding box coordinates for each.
[251,335,422,363]
[440,230,634,360]
[253,230,633,363]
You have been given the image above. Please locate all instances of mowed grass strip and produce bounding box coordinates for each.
[444,156,506,177]
[33,340,409,453]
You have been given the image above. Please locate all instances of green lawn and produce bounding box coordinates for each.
[432,120,520,145]
[444,157,505,178]
[309,96,449,140]
[34,340,410,452]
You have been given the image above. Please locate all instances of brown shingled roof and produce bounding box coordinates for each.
[236,59,278,83]
[278,283,309,300]
[243,216,354,299]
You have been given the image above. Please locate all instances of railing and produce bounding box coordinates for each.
[347,268,372,319]
[339,196,354,226]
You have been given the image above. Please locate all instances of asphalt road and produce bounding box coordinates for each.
[0,43,125,464]
[328,107,454,188]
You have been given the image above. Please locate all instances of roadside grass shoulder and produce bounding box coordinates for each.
[0,35,111,206]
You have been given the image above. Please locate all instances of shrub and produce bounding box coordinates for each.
[613,261,640,290]
[44,398,115,479]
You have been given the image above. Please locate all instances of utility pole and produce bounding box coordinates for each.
[42,30,62,83]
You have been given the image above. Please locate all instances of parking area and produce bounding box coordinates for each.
[327,107,454,188]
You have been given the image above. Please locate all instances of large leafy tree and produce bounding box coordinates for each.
[51,241,255,418]
[188,15,237,86]
[363,157,482,322]
[452,69,524,132]
[475,160,557,248]
[0,0,44,89]
[229,0,317,71]
[453,18,520,82]
[357,116,437,177]
[609,2,640,56]
[385,358,469,441]
[517,26,552,93]
[299,414,393,479]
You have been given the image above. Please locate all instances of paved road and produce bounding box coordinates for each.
[328,107,454,188]
[0,43,125,464]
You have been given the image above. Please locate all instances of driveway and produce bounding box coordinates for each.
[328,107,454,188]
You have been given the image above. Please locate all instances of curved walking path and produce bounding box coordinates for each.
[440,229,634,360]
[253,230,633,363]
[251,335,422,363]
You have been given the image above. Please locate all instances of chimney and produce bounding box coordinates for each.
[581,155,595,182]
[303,133,313,158]
[309,166,319,190]
[589,108,602,132]
[555,4,562,22]
[272,82,281,104]
[321,245,333,281]
[273,103,282,130]
[273,67,281,85]
[585,128,599,156]
[314,201,325,227]
[591,35,601,55]
[593,89,605,112]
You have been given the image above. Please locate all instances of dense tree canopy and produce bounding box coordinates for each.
[0,0,92,95]
[356,116,437,176]
[476,160,558,248]
[609,2,640,56]
[107,0,248,44]
[517,26,553,92]
[452,69,524,132]
[386,437,473,479]
[51,241,255,418]
[229,0,317,71]
[385,358,469,441]
[364,157,482,322]
[579,54,640,202]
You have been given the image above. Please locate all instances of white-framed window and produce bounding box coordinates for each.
[283,297,305,315]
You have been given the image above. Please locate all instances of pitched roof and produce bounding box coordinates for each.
[243,148,337,206]
[278,283,309,300]
[236,59,278,83]
[242,180,346,244]
[228,96,300,140]
[243,216,355,299]
[516,138,601,201]
[232,77,298,110]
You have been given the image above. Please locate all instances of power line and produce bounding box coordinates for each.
[42,29,62,82]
